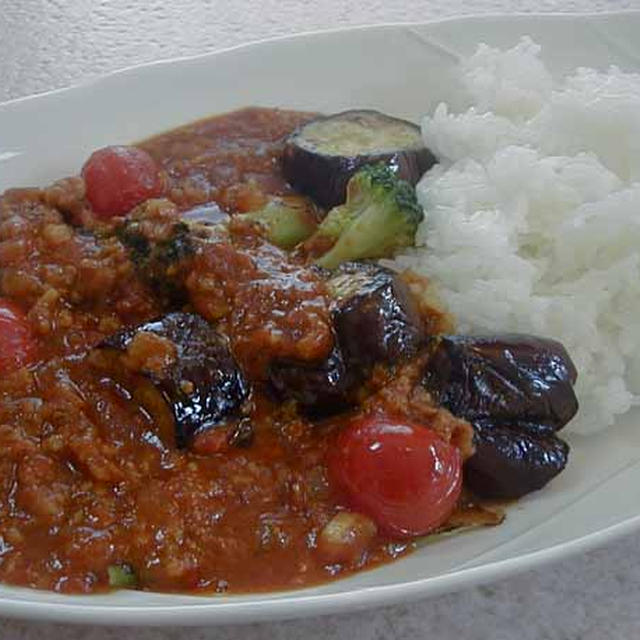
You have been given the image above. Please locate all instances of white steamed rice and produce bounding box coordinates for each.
[393,37,640,434]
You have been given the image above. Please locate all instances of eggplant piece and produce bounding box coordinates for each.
[268,345,353,417]
[423,334,578,430]
[268,263,424,416]
[98,312,249,448]
[464,419,569,499]
[422,334,576,499]
[329,262,424,370]
[282,110,437,209]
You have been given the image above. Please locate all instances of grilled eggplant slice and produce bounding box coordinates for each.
[97,312,250,448]
[422,334,578,429]
[464,418,570,499]
[422,334,577,499]
[329,262,424,370]
[282,110,437,209]
[268,263,424,416]
[268,345,353,417]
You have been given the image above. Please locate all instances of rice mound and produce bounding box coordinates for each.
[394,37,640,434]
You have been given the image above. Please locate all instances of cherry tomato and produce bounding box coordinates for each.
[0,299,36,374]
[328,414,462,538]
[82,145,163,218]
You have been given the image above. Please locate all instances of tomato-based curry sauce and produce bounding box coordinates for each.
[0,108,491,594]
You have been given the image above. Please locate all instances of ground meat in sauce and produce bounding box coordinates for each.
[139,107,316,212]
[0,108,484,595]
[187,225,334,378]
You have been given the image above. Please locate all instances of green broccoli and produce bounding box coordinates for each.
[117,219,194,305]
[107,563,138,589]
[237,196,318,249]
[308,164,424,269]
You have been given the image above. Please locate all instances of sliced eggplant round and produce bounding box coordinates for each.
[96,312,250,448]
[464,418,570,499]
[282,110,437,209]
[422,334,579,430]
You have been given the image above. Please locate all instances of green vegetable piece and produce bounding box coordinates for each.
[118,220,193,268]
[239,196,318,249]
[117,217,194,305]
[310,163,424,269]
[107,563,138,589]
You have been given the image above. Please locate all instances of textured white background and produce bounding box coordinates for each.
[2,0,640,638]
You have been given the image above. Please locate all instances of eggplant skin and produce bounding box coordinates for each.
[268,263,425,417]
[282,110,437,209]
[100,312,249,448]
[464,418,570,499]
[267,345,354,417]
[421,333,576,499]
[423,334,579,430]
[330,262,424,371]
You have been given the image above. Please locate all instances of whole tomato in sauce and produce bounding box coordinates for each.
[82,145,164,218]
[328,415,462,538]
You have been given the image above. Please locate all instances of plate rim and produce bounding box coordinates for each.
[1,512,639,626]
[1,10,640,626]
[2,9,640,109]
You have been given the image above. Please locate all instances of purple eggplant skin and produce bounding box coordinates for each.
[267,344,354,417]
[330,262,424,371]
[100,312,250,448]
[464,418,570,499]
[268,263,425,417]
[281,110,437,209]
[422,334,579,430]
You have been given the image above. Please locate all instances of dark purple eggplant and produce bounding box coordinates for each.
[282,110,437,209]
[421,333,577,499]
[268,345,353,417]
[96,312,250,448]
[329,262,424,370]
[464,418,570,499]
[422,334,578,430]
[268,263,424,416]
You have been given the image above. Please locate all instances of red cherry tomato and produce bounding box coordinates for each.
[328,415,462,538]
[0,299,36,374]
[82,145,163,218]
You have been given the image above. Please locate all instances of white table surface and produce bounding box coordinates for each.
[1,0,639,638]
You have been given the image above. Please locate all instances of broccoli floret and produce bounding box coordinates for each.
[117,219,194,305]
[115,226,150,263]
[237,196,318,249]
[308,164,424,269]
[157,222,193,264]
[118,220,193,270]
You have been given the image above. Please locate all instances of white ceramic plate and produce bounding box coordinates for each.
[1,10,640,627]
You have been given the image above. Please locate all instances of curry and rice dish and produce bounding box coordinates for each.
[3,38,638,595]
